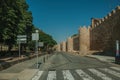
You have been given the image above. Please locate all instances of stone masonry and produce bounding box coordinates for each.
[56,5,120,56]
[79,26,90,55]
[72,35,79,51]
[55,44,61,51]
[90,6,120,54]
[66,37,73,52]
[61,41,66,52]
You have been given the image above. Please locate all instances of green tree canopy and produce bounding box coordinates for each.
[0,0,57,52]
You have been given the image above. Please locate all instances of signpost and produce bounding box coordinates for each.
[115,40,120,64]
[32,30,39,68]
[32,30,44,68]
[17,35,27,61]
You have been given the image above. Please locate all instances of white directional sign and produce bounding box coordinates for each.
[17,35,27,38]
[17,38,26,41]
[17,35,27,61]
[32,33,39,41]
[17,40,26,44]
[17,35,27,43]
[39,42,44,47]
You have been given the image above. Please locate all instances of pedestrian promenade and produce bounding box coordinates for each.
[11,69,39,80]
[86,55,115,63]
[0,53,42,71]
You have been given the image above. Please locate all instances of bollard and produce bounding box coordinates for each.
[115,40,120,64]
[115,56,120,64]
[43,56,45,63]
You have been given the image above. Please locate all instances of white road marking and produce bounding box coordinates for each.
[88,69,112,80]
[63,70,75,80]
[47,71,56,80]
[76,69,95,80]
[100,68,120,78]
[110,67,120,71]
[32,71,43,80]
[32,76,37,80]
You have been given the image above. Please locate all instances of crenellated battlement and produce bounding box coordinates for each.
[90,5,120,52]
[93,5,120,28]
[79,26,90,31]
[108,12,112,17]
[56,5,120,56]
[117,5,120,9]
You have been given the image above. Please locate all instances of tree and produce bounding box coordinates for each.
[0,0,57,53]
[17,0,34,40]
[0,0,22,51]
[38,30,57,50]
[16,0,35,52]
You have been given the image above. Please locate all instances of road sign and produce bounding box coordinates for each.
[17,35,27,38]
[17,35,27,43]
[17,35,27,62]
[38,42,44,47]
[32,33,39,41]
[17,40,26,44]
[17,38,26,41]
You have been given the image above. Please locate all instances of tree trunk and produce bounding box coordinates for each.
[8,44,12,52]
[0,44,2,51]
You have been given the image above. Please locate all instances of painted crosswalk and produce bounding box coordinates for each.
[63,70,75,80]
[32,67,120,80]
[76,69,95,80]
[32,71,43,80]
[100,68,120,78]
[88,69,112,80]
[47,71,56,80]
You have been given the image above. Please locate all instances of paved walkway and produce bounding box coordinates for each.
[0,53,42,71]
[0,73,18,80]
[0,53,51,80]
[86,55,115,63]
[0,69,39,80]
[11,69,39,80]
[66,51,117,65]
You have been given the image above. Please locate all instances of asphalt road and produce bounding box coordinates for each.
[39,52,112,70]
[0,52,120,80]
[32,52,120,80]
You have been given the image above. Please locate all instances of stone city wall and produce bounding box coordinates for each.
[66,37,73,52]
[61,41,66,52]
[72,35,79,51]
[90,6,120,54]
[56,44,61,51]
[55,5,120,56]
[79,26,90,55]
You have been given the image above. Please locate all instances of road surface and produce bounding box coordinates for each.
[31,52,120,80]
[0,52,120,80]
